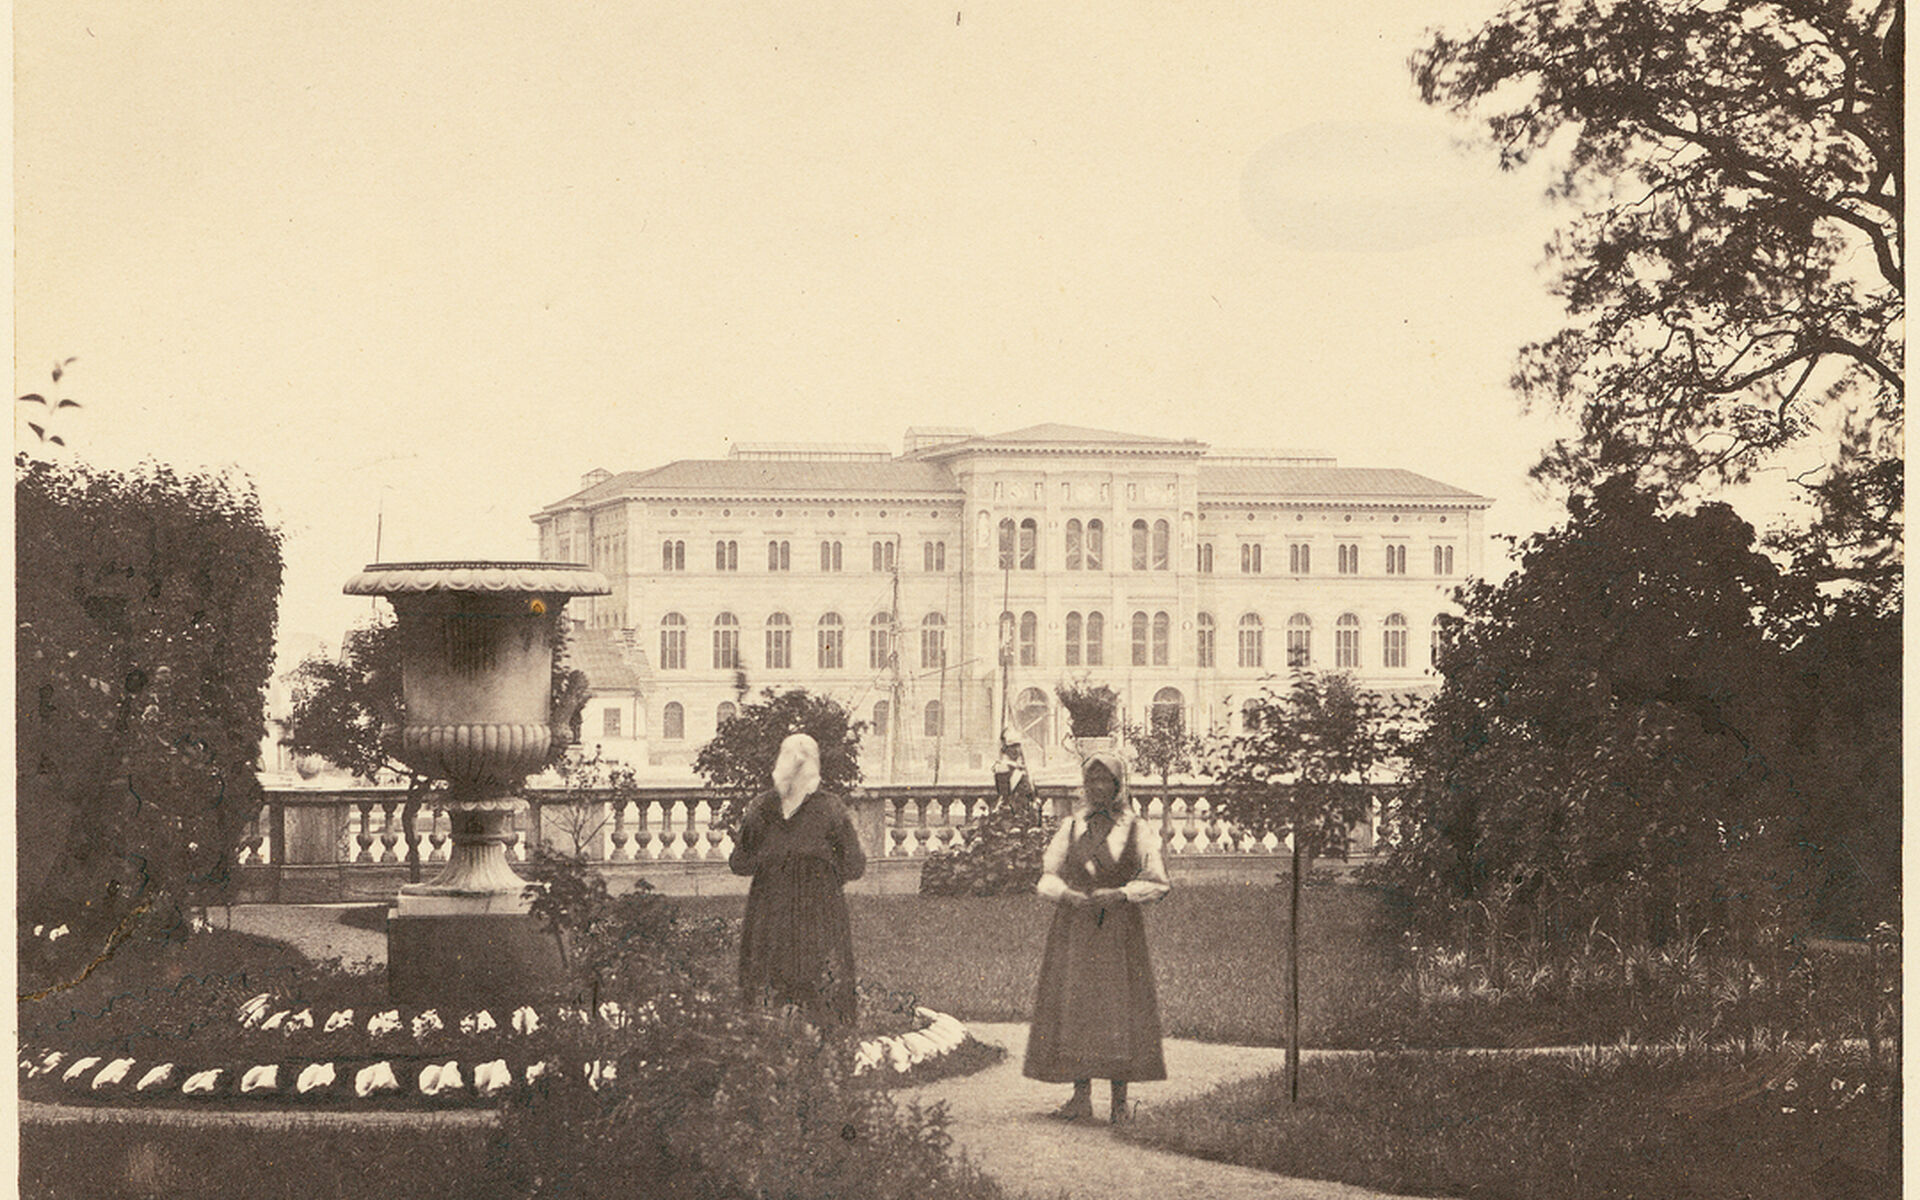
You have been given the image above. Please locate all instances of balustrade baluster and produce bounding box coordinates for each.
[664,801,687,859]
[378,801,401,862]
[690,800,713,861]
[610,798,631,862]
[429,809,450,862]
[355,802,375,863]
[636,800,658,859]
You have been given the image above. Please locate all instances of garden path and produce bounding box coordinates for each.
[906,1023,1438,1200]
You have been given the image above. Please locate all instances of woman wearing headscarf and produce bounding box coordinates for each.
[1023,752,1170,1122]
[729,732,867,1026]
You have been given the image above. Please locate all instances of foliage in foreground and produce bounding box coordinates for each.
[1121,1041,1898,1200]
[17,455,284,993]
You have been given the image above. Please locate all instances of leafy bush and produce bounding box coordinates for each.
[1053,680,1117,737]
[918,796,1051,897]
[17,455,283,992]
[694,688,866,827]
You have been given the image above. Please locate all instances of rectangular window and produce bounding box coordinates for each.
[1384,626,1407,669]
[1152,612,1170,666]
[818,626,843,670]
[1085,612,1105,666]
[1196,620,1215,668]
[713,628,739,669]
[602,707,623,738]
[661,626,686,670]
[766,626,791,670]
[1336,625,1360,669]
[1196,543,1213,573]
[1018,521,1036,570]
[1085,520,1104,571]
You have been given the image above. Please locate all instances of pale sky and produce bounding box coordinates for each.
[13,1,1827,666]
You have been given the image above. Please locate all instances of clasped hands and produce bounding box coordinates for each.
[1064,887,1127,907]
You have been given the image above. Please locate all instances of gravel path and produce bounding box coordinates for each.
[905,1023,1438,1200]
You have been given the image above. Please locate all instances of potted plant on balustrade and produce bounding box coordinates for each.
[1054,679,1119,761]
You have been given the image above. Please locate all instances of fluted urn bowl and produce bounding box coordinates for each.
[344,561,609,902]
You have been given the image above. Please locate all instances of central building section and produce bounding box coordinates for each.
[534,424,1489,780]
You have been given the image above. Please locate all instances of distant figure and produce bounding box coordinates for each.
[993,730,1039,824]
[729,733,867,1026]
[1023,752,1170,1123]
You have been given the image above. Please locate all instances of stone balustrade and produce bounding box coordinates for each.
[227,783,1378,903]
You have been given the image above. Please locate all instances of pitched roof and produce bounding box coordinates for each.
[566,625,650,692]
[1198,464,1490,505]
[914,423,1207,458]
[546,458,961,507]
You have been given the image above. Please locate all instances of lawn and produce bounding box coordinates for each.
[678,880,1400,1047]
[1116,1042,1899,1200]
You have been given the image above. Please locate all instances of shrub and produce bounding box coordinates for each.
[17,456,283,992]
[694,689,866,827]
[918,795,1051,897]
[1053,680,1118,738]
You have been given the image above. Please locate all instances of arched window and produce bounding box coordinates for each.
[817,613,843,669]
[1152,611,1171,665]
[1196,612,1216,667]
[767,540,790,571]
[659,612,687,670]
[998,610,1016,664]
[1132,520,1150,570]
[1338,543,1357,574]
[1018,519,1037,569]
[662,701,685,740]
[1238,613,1264,669]
[717,701,736,727]
[1289,543,1311,574]
[1430,615,1446,668]
[872,540,896,572]
[1197,542,1213,573]
[1239,696,1260,734]
[1150,687,1184,735]
[1434,544,1455,575]
[1286,613,1313,668]
[1131,611,1150,666]
[1085,611,1106,666]
[1065,519,1083,570]
[820,540,842,571]
[715,540,738,571]
[998,519,1016,570]
[1152,520,1170,570]
[1014,686,1049,747]
[1385,544,1406,574]
[764,613,792,669]
[663,540,685,571]
[1085,519,1105,570]
[923,541,946,571]
[1019,611,1038,666]
[872,700,890,736]
[869,613,892,670]
[924,699,944,738]
[1383,613,1408,669]
[920,612,946,669]
[1065,611,1084,666]
[1242,542,1263,574]
[712,612,740,669]
[1336,613,1361,669]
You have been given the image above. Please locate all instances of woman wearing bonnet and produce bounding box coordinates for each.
[729,732,867,1026]
[1023,752,1170,1122]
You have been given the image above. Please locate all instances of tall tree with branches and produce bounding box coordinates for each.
[1414,0,1902,603]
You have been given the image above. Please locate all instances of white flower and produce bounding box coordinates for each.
[367,1010,402,1038]
[412,1010,445,1040]
[885,1038,912,1074]
[238,994,273,1027]
[31,1051,63,1078]
[598,1001,627,1027]
[62,1056,102,1083]
[473,1059,512,1096]
[585,1060,617,1090]
[511,1007,540,1035]
[902,1031,938,1064]
[419,1061,464,1096]
[92,1058,137,1089]
[525,1061,549,1084]
[323,1009,354,1033]
[297,1063,337,1093]
[32,925,43,937]
[283,1009,314,1032]
[852,1042,883,1076]
[461,1010,498,1035]
[355,1062,399,1097]
[260,1011,290,1032]
[241,1064,280,1093]
[136,1064,175,1092]
[182,1069,223,1095]
[48,925,69,942]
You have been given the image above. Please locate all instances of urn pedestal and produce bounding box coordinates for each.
[343,561,610,1005]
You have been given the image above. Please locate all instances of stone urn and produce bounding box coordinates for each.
[343,560,609,1003]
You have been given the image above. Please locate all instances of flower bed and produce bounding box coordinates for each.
[20,991,991,1111]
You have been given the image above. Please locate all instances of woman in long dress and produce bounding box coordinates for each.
[728,733,867,1026]
[1023,752,1170,1122]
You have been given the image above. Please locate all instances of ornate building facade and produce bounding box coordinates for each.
[533,425,1490,779]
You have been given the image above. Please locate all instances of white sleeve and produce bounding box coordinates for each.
[1035,819,1076,900]
[1121,820,1172,904]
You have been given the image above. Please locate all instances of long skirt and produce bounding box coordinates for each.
[738,858,858,1026]
[1023,901,1166,1082]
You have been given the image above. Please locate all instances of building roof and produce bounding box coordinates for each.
[567,625,650,693]
[544,458,962,508]
[912,423,1208,458]
[1198,464,1490,505]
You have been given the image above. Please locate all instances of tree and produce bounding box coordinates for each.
[1121,713,1202,787]
[1414,0,1902,599]
[1054,680,1119,738]
[1215,670,1399,1102]
[17,455,283,992]
[693,689,865,827]
[1382,479,1868,950]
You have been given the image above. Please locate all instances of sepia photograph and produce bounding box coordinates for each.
[14,2,1900,1197]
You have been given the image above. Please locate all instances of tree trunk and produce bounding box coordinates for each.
[1287,835,1302,1104]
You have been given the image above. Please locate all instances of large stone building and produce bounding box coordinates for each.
[533,425,1489,779]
